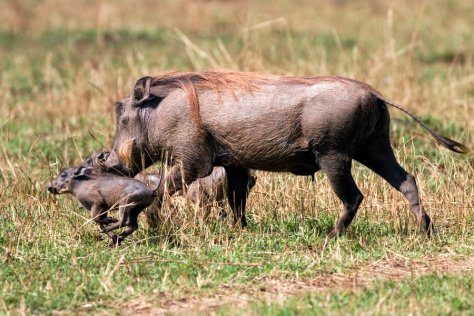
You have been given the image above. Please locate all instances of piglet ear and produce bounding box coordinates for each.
[74,166,85,176]
[133,76,153,104]
[74,166,93,177]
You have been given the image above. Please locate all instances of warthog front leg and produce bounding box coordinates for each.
[225,166,252,228]
[154,162,213,207]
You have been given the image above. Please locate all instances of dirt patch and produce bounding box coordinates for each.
[91,255,474,315]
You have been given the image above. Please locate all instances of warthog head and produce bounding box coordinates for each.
[104,76,158,176]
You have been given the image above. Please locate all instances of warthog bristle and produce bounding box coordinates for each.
[118,138,135,167]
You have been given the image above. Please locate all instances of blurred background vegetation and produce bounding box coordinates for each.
[1,0,472,163]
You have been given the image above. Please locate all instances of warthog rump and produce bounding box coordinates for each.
[101,70,469,236]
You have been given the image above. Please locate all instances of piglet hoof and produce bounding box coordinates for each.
[103,217,118,224]
[109,235,121,248]
[101,225,115,234]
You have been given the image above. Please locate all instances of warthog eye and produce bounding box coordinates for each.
[115,102,124,116]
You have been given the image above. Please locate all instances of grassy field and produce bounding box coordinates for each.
[1,0,473,314]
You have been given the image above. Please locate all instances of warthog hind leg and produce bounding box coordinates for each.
[355,141,432,234]
[320,153,364,237]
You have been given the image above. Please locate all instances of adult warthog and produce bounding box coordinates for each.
[100,71,469,236]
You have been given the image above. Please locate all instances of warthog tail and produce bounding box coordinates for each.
[380,97,470,154]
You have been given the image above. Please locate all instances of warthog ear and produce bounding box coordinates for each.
[133,76,153,104]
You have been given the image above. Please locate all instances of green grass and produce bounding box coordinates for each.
[2,203,473,313]
[222,273,474,316]
[1,0,473,314]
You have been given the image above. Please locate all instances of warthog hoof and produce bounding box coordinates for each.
[327,227,343,239]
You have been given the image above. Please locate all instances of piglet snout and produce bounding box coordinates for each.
[47,183,57,194]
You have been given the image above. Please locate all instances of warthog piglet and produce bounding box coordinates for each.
[47,166,156,246]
